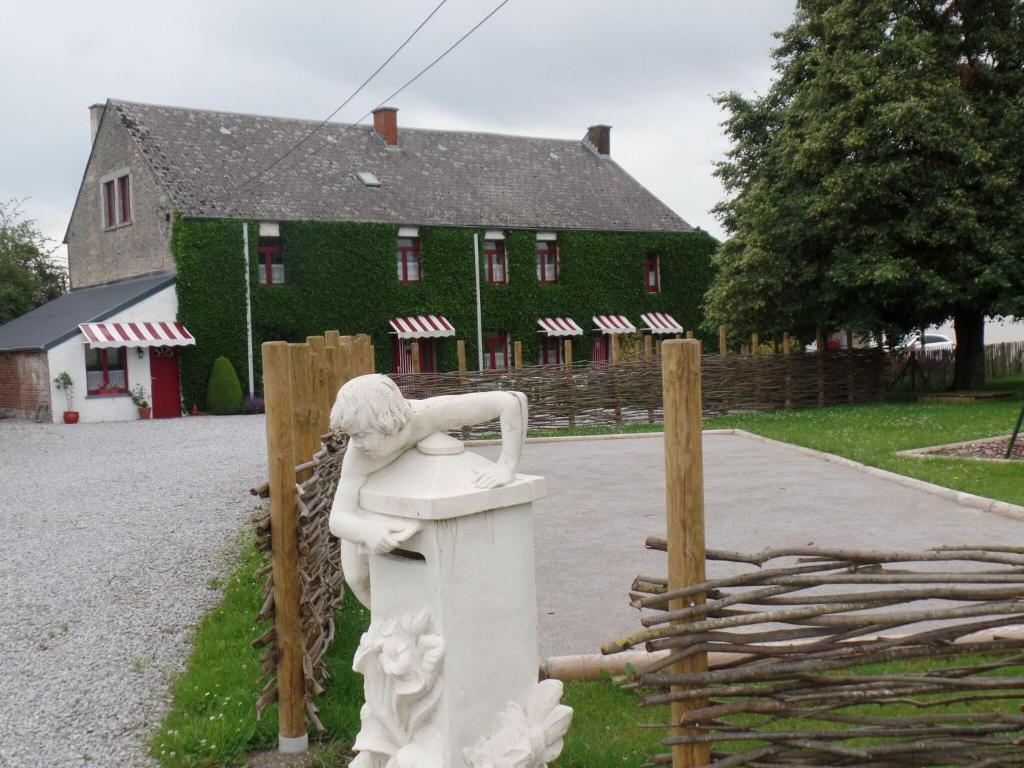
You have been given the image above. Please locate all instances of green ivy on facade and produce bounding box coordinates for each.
[173,217,717,409]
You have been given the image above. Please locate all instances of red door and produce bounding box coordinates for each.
[149,346,182,418]
[592,334,610,365]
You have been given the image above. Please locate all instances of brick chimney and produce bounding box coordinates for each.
[584,124,611,157]
[89,103,106,142]
[373,107,399,147]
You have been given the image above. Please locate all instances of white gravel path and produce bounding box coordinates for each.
[0,415,267,768]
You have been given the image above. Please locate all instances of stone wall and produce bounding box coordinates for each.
[65,104,175,288]
[0,351,51,420]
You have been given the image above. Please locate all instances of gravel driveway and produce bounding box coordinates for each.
[0,415,267,768]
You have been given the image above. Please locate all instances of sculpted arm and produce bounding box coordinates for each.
[418,391,527,487]
[329,449,419,553]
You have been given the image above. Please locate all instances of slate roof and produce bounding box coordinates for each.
[107,99,693,233]
[0,272,175,352]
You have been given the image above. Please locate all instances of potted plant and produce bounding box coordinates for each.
[53,371,79,424]
[131,384,151,420]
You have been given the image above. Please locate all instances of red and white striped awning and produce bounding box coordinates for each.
[537,317,583,337]
[641,312,684,335]
[389,315,456,339]
[79,321,196,349]
[592,314,636,334]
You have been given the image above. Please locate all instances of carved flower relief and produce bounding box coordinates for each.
[352,610,446,768]
[463,680,574,768]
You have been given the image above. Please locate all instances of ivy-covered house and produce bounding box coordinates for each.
[12,99,716,420]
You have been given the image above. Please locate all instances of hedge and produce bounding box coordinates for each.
[173,218,717,406]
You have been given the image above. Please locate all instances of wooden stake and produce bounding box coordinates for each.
[783,332,792,410]
[289,344,316,482]
[719,326,730,413]
[411,341,421,374]
[337,336,355,392]
[261,341,306,752]
[686,330,694,340]
[644,334,654,365]
[847,330,855,403]
[564,338,575,428]
[751,332,760,355]
[457,339,467,382]
[514,340,523,370]
[661,340,708,768]
[306,336,329,436]
[718,326,727,356]
[610,334,619,365]
[816,328,825,405]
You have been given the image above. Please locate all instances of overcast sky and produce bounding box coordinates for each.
[0,0,796,264]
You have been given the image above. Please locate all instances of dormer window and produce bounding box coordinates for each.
[397,227,421,283]
[102,171,132,229]
[356,171,381,188]
[258,222,285,285]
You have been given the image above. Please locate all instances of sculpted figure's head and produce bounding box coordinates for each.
[331,375,411,456]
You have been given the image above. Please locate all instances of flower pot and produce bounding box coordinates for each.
[138,406,152,420]
[63,411,80,424]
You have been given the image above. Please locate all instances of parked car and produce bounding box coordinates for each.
[902,333,956,352]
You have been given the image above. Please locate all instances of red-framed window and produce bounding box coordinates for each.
[397,237,422,283]
[258,235,285,285]
[483,332,509,370]
[644,252,660,293]
[103,174,132,228]
[85,346,128,394]
[536,240,558,283]
[484,239,507,284]
[540,336,563,365]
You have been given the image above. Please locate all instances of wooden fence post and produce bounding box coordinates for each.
[564,339,575,428]
[816,327,825,405]
[719,326,730,413]
[457,339,467,384]
[661,340,709,768]
[261,341,307,754]
[846,330,855,403]
[783,332,792,410]
[411,341,421,374]
[686,330,694,340]
[290,344,316,482]
[644,334,653,365]
[514,340,523,370]
[718,325,727,356]
[307,335,329,437]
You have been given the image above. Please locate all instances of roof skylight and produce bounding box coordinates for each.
[356,171,381,188]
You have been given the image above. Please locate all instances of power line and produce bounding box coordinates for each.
[231,0,450,192]
[252,0,513,185]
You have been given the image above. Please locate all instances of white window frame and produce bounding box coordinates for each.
[100,168,133,230]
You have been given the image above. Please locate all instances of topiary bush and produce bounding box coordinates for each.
[206,356,243,415]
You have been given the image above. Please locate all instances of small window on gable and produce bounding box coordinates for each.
[484,236,507,284]
[102,173,132,228]
[645,252,660,293]
[258,222,285,285]
[536,234,558,284]
[397,227,421,283]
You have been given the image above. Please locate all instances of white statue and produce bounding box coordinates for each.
[328,374,527,607]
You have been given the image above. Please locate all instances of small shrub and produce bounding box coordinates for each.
[206,356,243,415]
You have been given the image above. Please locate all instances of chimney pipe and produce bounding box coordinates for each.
[372,107,399,147]
[584,124,611,157]
[89,103,105,143]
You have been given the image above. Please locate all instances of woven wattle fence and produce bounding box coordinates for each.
[391,349,887,435]
[603,541,1024,767]
[252,431,347,730]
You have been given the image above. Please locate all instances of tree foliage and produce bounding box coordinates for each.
[0,199,67,325]
[706,0,1024,387]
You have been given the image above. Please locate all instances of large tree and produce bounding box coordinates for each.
[706,0,1024,388]
[0,200,67,325]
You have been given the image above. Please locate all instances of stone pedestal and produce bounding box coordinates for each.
[352,433,571,767]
